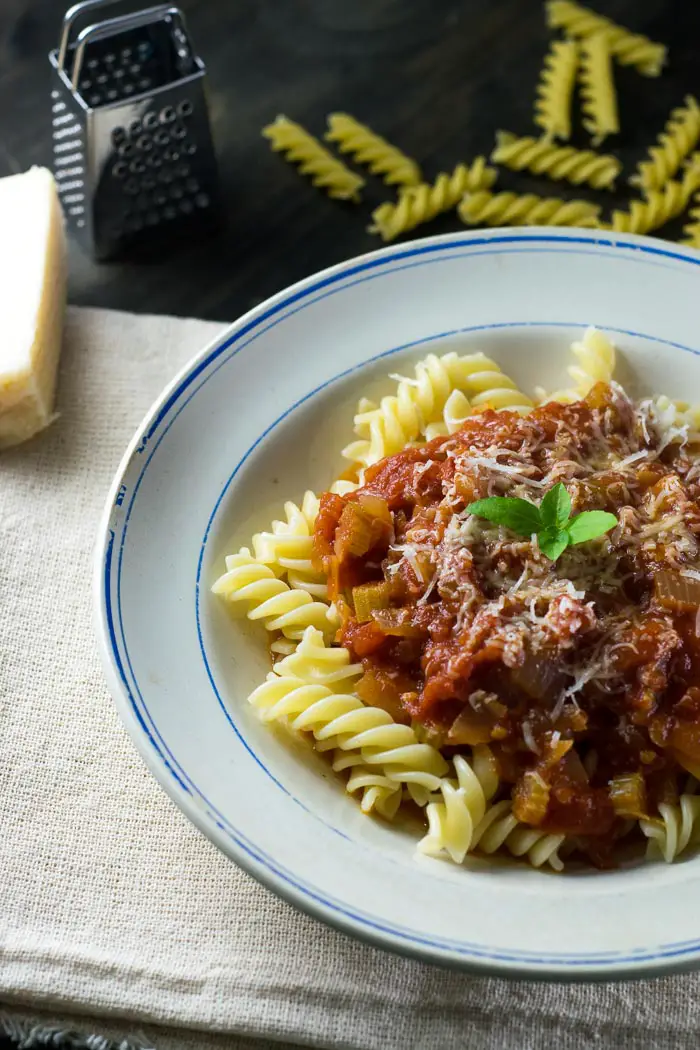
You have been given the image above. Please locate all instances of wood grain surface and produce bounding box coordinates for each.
[0,0,697,1038]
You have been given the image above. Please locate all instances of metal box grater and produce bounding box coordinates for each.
[49,0,221,260]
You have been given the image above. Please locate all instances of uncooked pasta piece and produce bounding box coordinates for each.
[368,160,496,242]
[492,130,620,190]
[325,113,421,187]
[534,39,578,141]
[458,189,601,228]
[579,33,619,146]
[262,115,364,201]
[630,96,700,193]
[546,0,667,77]
[610,163,700,234]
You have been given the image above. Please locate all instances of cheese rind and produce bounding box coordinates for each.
[0,167,67,449]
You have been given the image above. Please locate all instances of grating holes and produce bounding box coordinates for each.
[159,105,176,124]
[104,52,116,65]
[171,123,186,140]
[153,189,167,206]
[138,78,152,91]
[88,93,101,107]
[120,46,132,60]
[177,99,194,118]
[112,161,128,179]
[124,177,140,195]
[143,110,158,131]
[129,119,141,137]
[184,142,197,156]
[129,63,141,76]
[136,134,153,152]
[154,129,170,147]
[174,162,190,178]
[111,126,127,146]
[118,141,135,158]
[158,167,174,184]
[129,159,146,175]
[136,192,150,209]
[146,153,162,168]
[178,198,194,215]
[124,213,144,232]
[137,40,153,60]
[162,204,177,221]
[184,176,199,193]
[123,83,135,95]
[96,73,108,86]
[145,209,160,226]
[113,67,125,80]
[106,89,118,101]
[169,183,184,200]
[195,191,210,209]
[80,78,92,91]
[87,57,99,70]
[142,175,156,190]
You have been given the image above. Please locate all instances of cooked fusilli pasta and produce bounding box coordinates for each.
[252,492,326,598]
[536,326,615,405]
[640,794,700,863]
[610,163,700,234]
[368,160,497,242]
[341,351,532,468]
[248,674,449,809]
[471,799,566,871]
[546,0,667,77]
[273,626,361,690]
[417,750,500,863]
[262,115,365,201]
[423,389,473,440]
[579,33,619,146]
[325,113,421,188]
[630,96,700,193]
[491,130,620,190]
[457,189,601,228]
[211,548,338,642]
[534,39,578,141]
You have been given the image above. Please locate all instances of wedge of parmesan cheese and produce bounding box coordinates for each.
[0,167,67,449]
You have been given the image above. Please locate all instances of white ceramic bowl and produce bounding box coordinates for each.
[95,227,700,980]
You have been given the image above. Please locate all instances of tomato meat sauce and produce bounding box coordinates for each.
[313,384,700,865]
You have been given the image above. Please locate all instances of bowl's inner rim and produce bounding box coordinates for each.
[101,232,700,973]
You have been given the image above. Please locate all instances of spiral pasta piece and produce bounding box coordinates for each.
[458,190,601,229]
[262,115,364,201]
[417,750,500,863]
[211,549,338,641]
[252,491,327,598]
[471,799,566,871]
[546,1,667,77]
[341,352,521,468]
[640,795,700,863]
[325,113,421,188]
[681,200,700,247]
[579,33,619,146]
[610,164,700,234]
[273,626,362,690]
[332,750,403,818]
[630,97,700,193]
[368,160,497,242]
[492,130,620,190]
[423,389,473,440]
[248,675,449,811]
[534,39,578,141]
[568,326,616,393]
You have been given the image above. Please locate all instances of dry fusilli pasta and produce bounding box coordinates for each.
[610,164,700,234]
[368,160,496,242]
[458,189,601,228]
[579,33,619,146]
[681,199,700,247]
[211,548,338,642]
[534,38,578,141]
[491,130,620,190]
[325,113,421,188]
[640,794,700,863]
[630,96,700,193]
[262,115,365,201]
[546,0,667,77]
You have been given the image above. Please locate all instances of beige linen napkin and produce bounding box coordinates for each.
[2,306,700,1050]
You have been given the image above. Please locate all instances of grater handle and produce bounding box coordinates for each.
[70,5,190,91]
[59,0,132,71]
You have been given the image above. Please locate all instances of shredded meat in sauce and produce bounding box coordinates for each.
[313,383,700,866]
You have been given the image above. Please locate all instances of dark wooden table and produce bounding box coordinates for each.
[0,0,697,1045]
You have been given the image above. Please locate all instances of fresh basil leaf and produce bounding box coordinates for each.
[539,482,571,529]
[538,526,570,562]
[566,510,618,545]
[466,497,542,537]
